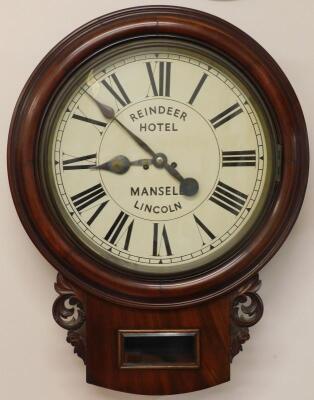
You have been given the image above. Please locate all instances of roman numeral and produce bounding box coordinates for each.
[152,223,172,256]
[71,183,106,212]
[193,214,215,245]
[63,153,96,170]
[210,103,243,129]
[102,73,131,107]
[188,73,208,105]
[210,181,247,216]
[104,211,134,251]
[72,114,108,128]
[87,201,109,226]
[146,62,171,97]
[222,150,256,167]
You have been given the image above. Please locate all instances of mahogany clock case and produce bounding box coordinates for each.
[7,6,309,307]
[7,5,309,396]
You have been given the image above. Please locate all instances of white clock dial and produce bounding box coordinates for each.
[45,39,274,274]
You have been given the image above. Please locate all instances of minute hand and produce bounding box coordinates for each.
[163,162,184,182]
[114,118,156,158]
[114,117,198,196]
[85,93,199,196]
[115,118,188,184]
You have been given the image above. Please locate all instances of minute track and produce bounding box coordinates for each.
[50,41,268,272]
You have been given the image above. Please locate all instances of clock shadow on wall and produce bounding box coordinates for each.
[7,6,309,395]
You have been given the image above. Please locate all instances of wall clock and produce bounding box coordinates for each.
[7,6,309,395]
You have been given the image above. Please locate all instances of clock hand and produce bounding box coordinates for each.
[91,155,152,174]
[84,91,115,119]
[86,93,199,196]
[152,153,199,197]
[85,91,156,157]
[113,120,199,196]
[130,159,153,167]
[114,117,199,196]
[114,118,157,158]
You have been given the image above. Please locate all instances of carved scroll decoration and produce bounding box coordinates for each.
[52,273,86,363]
[230,275,264,360]
[52,272,263,363]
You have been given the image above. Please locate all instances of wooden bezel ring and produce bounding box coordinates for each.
[7,6,309,308]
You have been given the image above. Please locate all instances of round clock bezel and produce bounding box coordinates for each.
[7,6,309,307]
[41,36,276,276]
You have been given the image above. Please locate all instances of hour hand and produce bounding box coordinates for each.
[91,155,152,174]
[130,159,153,167]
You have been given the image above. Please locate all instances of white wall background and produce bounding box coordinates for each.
[1,0,313,399]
